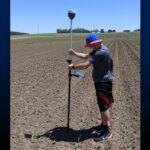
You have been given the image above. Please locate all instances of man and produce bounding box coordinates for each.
[68,34,115,142]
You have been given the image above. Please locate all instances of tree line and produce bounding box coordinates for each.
[56,28,140,33]
[56,28,91,33]
[10,28,140,35]
[56,28,116,33]
[11,31,29,35]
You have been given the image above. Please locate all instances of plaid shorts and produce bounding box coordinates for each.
[94,81,114,112]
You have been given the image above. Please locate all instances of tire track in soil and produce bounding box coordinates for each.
[117,40,140,150]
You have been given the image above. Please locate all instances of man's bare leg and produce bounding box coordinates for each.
[101,110,110,127]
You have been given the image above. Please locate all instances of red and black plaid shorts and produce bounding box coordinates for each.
[94,81,114,112]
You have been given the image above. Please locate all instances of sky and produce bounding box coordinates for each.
[11,0,140,34]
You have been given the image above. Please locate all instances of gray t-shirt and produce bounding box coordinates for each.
[89,45,115,83]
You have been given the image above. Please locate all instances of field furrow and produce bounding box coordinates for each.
[121,40,140,73]
[117,40,140,150]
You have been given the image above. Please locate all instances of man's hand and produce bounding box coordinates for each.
[69,49,90,59]
[68,61,91,70]
[68,49,76,56]
[68,64,74,70]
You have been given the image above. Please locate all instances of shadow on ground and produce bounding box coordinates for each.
[24,126,100,142]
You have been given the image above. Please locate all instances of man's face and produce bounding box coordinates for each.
[89,42,101,50]
[89,44,95,50]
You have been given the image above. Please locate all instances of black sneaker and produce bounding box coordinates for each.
[93,130,112,142]
[92,123,104,132]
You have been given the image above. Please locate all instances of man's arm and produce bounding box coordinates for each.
[68,61,92,70]
[69,49,90,59]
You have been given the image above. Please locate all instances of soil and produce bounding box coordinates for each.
[11,33,140,150]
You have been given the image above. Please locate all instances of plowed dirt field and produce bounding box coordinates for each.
[11,32,140,150]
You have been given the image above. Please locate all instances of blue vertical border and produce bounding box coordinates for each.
[141,0,150,149]
[0,0,10,149]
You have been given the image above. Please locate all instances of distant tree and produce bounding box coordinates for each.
[108,29,113,32]
[73,28,90,33]
[112,30,116,32]
[56,28,62,33]
[123,30,130,32]
[11,31,29,35]
[56,28,69,33]
[62,29,69,33]
[100,29,104,33]
[134,29,140,32]
[57,28,91,33]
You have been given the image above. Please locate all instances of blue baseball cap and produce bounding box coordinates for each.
[85,34,103,47]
